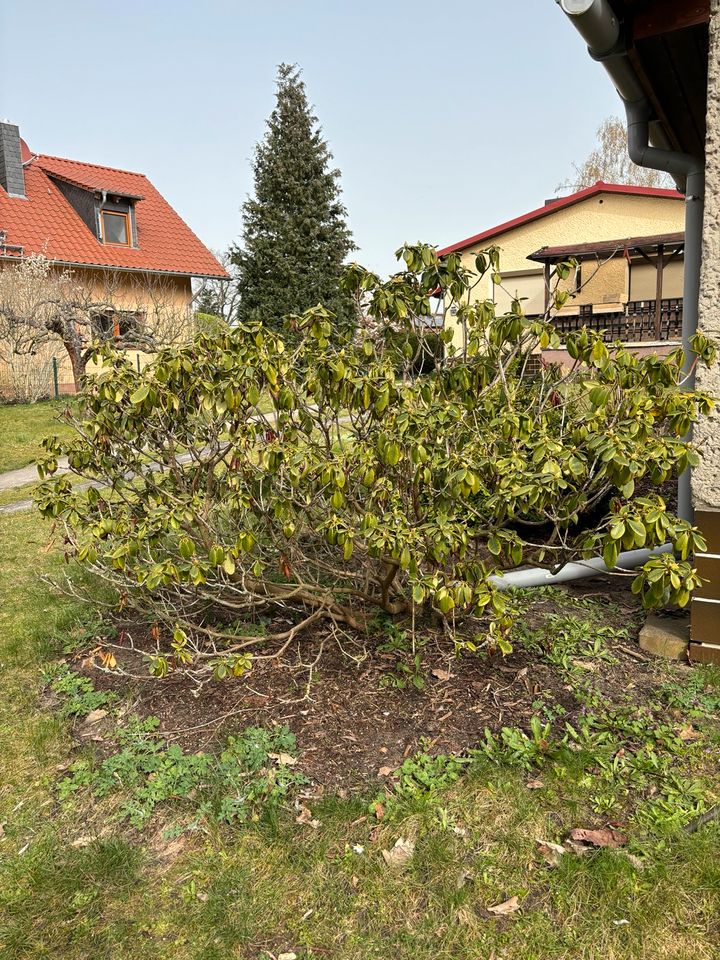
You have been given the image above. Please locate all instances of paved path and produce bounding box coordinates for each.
[0,458,69,493]
[0,406,339,515]
[0,450,202,516]
[0,458,68,515]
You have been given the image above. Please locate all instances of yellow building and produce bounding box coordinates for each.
[0,121,227,399]
[437,181,685,358]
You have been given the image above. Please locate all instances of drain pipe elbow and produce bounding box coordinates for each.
[624,99,698,191]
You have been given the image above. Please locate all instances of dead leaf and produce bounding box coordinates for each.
[71,835,93,848]
[84,708,108,725]
[526,778,544,790]
[373,801,385,820]
[381,837,415,869]
[563,839,592,857]
[568,827,627,849]
[294,804,320,828]
[350,874,359,888]
[269,752,298,766]
[378,765,393,777]
[431,668,451,681]
[536,839,566,867]
[571,659,596,671]
[678,724,701,742]
[622,852,646,871]
[487,895,521,916]
[278,953,297,960]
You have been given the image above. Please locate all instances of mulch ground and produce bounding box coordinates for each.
[69,575,690,792]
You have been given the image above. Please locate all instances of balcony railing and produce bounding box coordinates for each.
[550,298,683,343]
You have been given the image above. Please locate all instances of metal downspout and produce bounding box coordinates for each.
[491,1,705,592]
[557,0,705,524]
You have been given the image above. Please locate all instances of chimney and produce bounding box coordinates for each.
[0,122,26,198]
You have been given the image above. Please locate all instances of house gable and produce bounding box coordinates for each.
[0,132,227,280]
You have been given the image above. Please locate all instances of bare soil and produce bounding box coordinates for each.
[70,575,689,792]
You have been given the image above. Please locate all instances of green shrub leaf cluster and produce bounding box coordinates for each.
[36,243,715,675]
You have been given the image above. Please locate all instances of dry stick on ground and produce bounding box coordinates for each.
[683,805,720,834]
[614,643,647,662]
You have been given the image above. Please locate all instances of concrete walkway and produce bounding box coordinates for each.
[0,457,69,493]
[0,449,199,515]
[0,457,70,515]
[0,406,333,515]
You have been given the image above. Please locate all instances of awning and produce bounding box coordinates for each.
[528,231,685,263]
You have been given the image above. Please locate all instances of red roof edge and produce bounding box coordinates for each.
[436,181,684,257]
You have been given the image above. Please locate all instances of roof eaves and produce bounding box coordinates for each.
[0,253,229,280]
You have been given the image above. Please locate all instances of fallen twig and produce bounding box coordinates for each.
[683,805,720,835]
[615,643,647,662]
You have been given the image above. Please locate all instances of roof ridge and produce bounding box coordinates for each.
[35,153,147,179]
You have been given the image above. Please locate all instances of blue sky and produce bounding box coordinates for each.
[1,0,619,275]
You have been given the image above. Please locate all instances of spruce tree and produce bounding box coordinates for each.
[233,64,356,332]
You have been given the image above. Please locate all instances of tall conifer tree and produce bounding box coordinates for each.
[233,64,355,331]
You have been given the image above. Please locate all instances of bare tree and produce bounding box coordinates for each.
[0,254,192,394]
[558,116,675,192]
[193,250,238,323]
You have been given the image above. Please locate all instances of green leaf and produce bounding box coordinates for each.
[602,539,619,569]
[130,384,150,405]
[179,538,195,560]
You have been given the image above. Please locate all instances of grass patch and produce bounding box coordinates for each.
[0,509,719,959]
[0,400,75,473]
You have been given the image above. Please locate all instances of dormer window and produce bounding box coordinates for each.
[46,173,141,247]
[101,209,131,246]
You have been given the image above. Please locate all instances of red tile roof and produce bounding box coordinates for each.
[436,181,684,257]
[0,148,228,279]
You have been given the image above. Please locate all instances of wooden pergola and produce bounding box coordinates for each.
[529,231,685,340]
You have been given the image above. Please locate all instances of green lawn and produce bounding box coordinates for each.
[0,401,76,473]
[1,509,719,960]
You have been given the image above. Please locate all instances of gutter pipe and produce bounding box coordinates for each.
[490,544,672,591]
[492,1,704,592]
